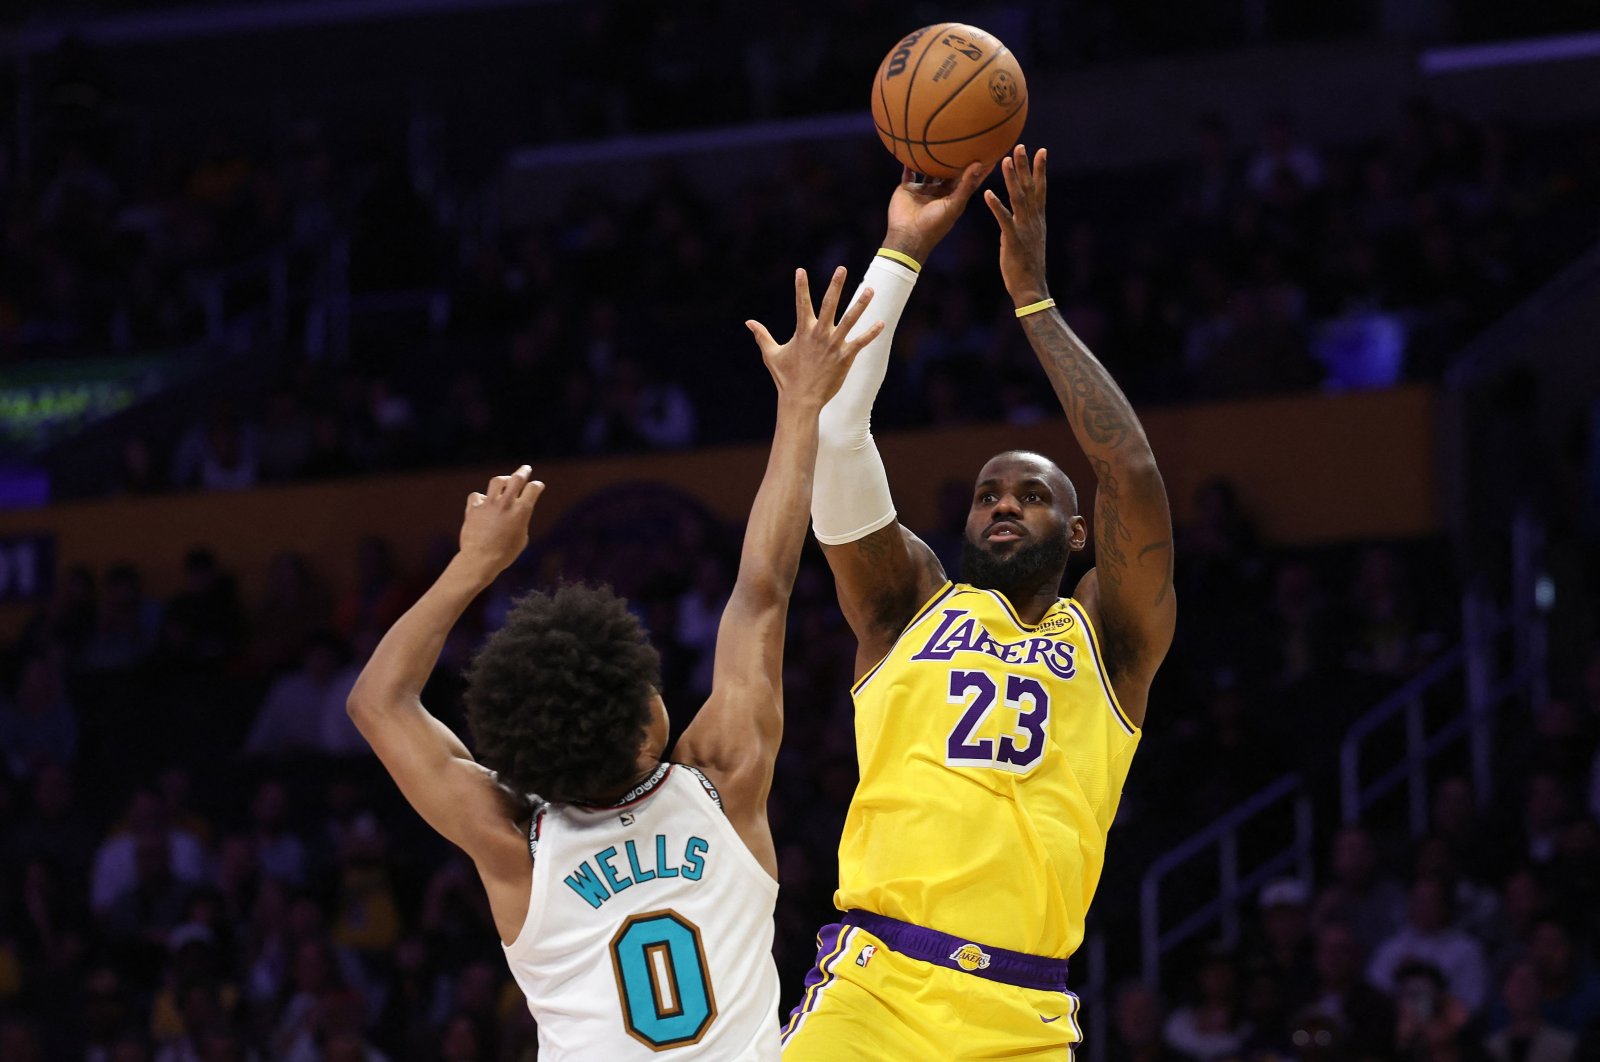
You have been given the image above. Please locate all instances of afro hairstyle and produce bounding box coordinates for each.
[465,583,662,803]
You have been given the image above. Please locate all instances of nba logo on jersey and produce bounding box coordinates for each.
[949,943,991,972]
[856,944,877,968]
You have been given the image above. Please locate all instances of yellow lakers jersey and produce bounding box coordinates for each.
[835,581,1141,959]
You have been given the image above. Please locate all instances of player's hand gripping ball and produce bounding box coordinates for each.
[871,23,1028,180]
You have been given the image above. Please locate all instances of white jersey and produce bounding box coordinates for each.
[502,763,781,1060]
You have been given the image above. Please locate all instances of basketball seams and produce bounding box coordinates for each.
[918,45,1005,145]
[901,23,951,175]
[874,95,1026,147]
[877,58,897,146]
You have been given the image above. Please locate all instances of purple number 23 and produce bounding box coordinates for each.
[945,670,1050,772]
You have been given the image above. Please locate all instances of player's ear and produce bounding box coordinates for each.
[1068,515,1089,552]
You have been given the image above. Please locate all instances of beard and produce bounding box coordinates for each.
[958,532,1070,600]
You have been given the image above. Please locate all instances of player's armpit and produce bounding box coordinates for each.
[821,522,947,673]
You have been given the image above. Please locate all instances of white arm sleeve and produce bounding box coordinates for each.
[812,255,918,545]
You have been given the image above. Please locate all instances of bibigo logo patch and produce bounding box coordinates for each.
[949,943,992,972]
[1034,612,1076,636]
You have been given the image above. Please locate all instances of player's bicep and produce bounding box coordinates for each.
[1085,459,1176,699]
[821,521,946,660]
[350,699,518,855]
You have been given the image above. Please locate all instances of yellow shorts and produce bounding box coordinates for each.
[781,920,1082,1060]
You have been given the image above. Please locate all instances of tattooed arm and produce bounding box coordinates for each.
[985,145,1175,725]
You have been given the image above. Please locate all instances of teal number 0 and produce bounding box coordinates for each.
[609,910,718,1049]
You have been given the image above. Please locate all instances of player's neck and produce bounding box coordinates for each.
[586,759,668,806]
[981,580,1062,625]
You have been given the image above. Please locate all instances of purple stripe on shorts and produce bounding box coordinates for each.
[843,910,1070,993]
[782,923,847,1041]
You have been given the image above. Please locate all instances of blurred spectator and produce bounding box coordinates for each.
[1297,921,1397,1059]
[1368,876,1491,1013]
[1109,981,1184,1061]
[244,633,364,758]
[170,410,260,493]
[160,548,245,667]
[1313,825,1408,954]
[1523,919,1600,1034]
[90,790,207,914]
[1392,959,1484,1061]
[248,781,307,888]
[83,563,161,672]
[1163,949,1250,1059]
[1487,959,1580,1062]
[1247,879,1316,1003]
[1248,112,1325,195]
[0,655,79,777]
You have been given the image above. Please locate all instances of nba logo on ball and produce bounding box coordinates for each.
[949,943,992,972]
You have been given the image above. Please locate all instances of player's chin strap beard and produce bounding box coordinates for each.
[958,533,1070,600]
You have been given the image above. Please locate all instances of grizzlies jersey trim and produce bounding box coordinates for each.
[679,765,723,811]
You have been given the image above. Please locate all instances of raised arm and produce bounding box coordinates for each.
[673,267,882,874]
[985,146,1175,723]
[813,164,986,673]
[346,467,544,939]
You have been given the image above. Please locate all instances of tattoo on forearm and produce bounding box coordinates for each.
[1022,315,1139,452]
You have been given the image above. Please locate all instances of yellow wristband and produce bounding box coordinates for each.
[1014,298,1057,318]
[876,247,922,274]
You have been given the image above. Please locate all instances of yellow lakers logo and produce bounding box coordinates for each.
[1034,612,1076,636]
[948,943,992,972]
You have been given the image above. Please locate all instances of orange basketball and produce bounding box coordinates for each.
[870,23,1028,180]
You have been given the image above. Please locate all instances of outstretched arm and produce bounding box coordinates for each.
[813,164,986,673]
[346,468,545,940]
[674,267,882,876]
[986,146,1175,724]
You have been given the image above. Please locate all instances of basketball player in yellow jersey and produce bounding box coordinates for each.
[782,145,1176,1060]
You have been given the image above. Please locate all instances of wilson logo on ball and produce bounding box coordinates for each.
[885,27,931,78]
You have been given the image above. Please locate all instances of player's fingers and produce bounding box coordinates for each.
[466,491,487,511]
[816,266,847,326]
[745,319,779,356]
[1011,144,1032,207]
[487,474,511,498]
[984,188,1015,230]
[841,319,885,360]
[793,267,813,324]
[1035,147,1048,210]
[505,464,532,502]
[952,161,987,204]
[835,286,876,338]
[516,478,546,507]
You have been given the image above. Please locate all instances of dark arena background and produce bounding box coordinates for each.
[2,1,1599,1059]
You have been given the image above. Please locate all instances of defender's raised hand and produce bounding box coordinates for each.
[746,267,883,409]
[459,464,545,577]
[984,144,1050,306]
[885,162,988,264]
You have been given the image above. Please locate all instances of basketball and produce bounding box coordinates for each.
[870,23,1029,180]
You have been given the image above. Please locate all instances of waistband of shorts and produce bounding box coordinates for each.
[841,910,1070,992]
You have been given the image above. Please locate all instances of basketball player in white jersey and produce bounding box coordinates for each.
[347,267,884,1059]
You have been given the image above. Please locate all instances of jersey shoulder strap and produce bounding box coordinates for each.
[525,799,550,864]
[677,764,724,813]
